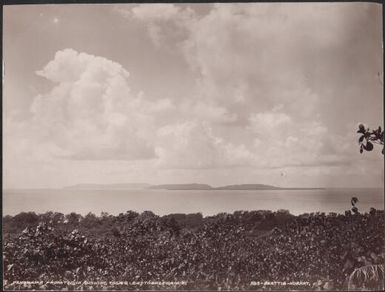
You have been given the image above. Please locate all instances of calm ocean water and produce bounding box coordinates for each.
[3,188,384,216]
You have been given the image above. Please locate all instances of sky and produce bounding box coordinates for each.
[3,3,384,189]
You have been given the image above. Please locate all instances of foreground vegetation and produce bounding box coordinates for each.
[3,209,385,290]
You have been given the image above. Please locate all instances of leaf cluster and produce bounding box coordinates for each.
[357,124,384,154]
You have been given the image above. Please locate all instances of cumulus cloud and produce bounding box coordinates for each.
[29,49,163,160]
[10,48,249,167]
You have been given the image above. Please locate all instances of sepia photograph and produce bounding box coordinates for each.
[2,2,384,291]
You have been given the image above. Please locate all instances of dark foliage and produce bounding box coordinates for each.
[357,124,384,154]
[3,209,384,290]
[351,197,359,214]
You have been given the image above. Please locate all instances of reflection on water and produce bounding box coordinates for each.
[3,188,384,216]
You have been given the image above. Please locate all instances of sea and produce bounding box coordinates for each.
[3,188,384,217]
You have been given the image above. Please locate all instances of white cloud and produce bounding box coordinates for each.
[8,48,250,168]
[29,49,164,161]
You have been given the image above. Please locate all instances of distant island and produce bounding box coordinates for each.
[64,183,150,190]
[64,183,324,191]
[215,184,282,190]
